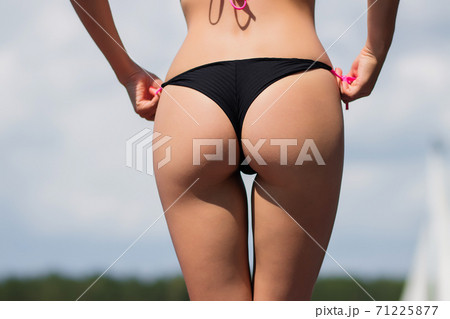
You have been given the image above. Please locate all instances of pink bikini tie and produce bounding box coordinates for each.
[331,69,356,110]
[229,0,248,10]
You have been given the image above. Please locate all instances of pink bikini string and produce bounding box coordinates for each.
[229,0,248,10]
[331,69,356,110]
[228,0,355,110]
[153,71,356,110]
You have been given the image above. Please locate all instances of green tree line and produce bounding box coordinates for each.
[0,273,404,301]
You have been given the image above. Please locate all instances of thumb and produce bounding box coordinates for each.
[149,86,161,97]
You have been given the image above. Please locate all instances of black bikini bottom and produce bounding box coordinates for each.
[161,57,332,175]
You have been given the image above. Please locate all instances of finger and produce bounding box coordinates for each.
[141,113,155,121]
[144,110,156,121]
[341,83,363,104]
[334,67,343,83]
[340,77,356,102]
[135,99,156,115]
[135,80,150,102]
[341,83,354,104]
[137,107,156,121]
[149,86,162,97]
[135,88,160,114]
[146,94,160,109]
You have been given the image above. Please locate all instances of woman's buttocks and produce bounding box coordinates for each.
[165,0,331,82]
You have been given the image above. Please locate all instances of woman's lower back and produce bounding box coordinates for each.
[165,0,331,81]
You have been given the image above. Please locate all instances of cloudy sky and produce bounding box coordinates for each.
[1,0,449,288]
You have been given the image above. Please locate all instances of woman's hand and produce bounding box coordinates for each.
[122,66,163,121]
[334,46,385,106]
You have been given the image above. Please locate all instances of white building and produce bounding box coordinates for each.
[401,141,450,300]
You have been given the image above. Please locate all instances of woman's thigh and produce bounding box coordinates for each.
[153,86,252,300]
[241,69,344,300]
